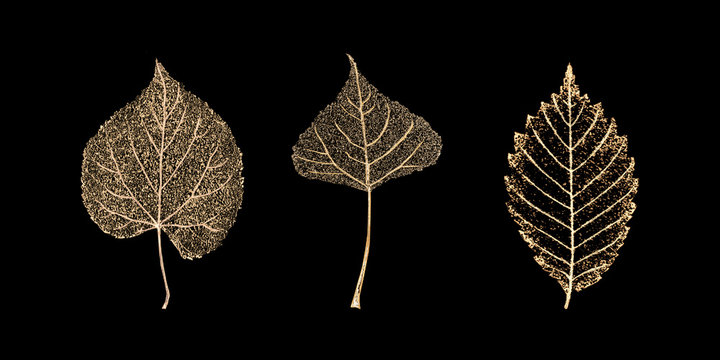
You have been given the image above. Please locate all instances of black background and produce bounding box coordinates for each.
[15,6,713,352]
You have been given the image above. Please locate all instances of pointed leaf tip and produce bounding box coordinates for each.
[564,63,575,85]
[346,53,359,74]
[154,59,167,77]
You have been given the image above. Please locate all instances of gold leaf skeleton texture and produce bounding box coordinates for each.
[505,65,638,309]
[292,55,442,309]
[81,60,244,309]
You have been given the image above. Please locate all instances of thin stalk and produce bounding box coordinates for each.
[157,227,170,310]
[564,290,571,309]
[351,190,372,309]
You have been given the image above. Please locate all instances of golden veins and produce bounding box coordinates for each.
[81,60,244,309]
[505,64,638,309]
[292,54,442,309]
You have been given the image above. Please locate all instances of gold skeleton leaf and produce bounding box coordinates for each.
[81,60,244,309]
[292,54,442,309]
[506,65,638,309]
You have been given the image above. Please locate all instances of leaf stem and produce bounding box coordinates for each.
[351,189,372,309]
[564,290,571,309]
[157,227,170,310]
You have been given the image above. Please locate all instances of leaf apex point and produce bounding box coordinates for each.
[346,53,359,71]
[154,59,167,76]
[564,63,575,84]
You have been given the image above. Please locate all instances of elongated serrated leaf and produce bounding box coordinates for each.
[81,60,244,308]
[291,54,442,309]
[505,64,638,309]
